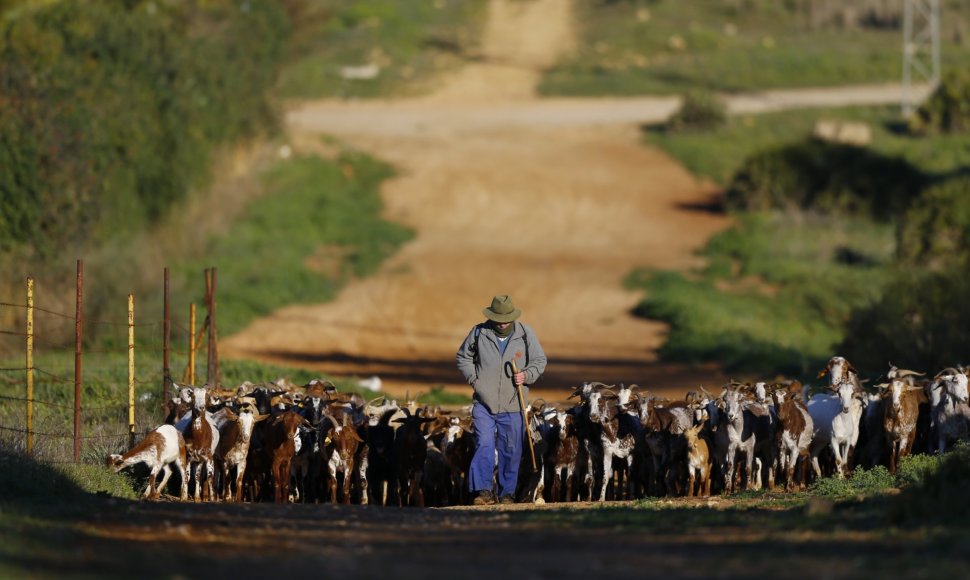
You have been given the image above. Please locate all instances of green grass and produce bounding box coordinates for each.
[179,148,414,338]
[626,210,895,374]
[277,0,488,99]
[630,102,970,374]
[646,105,970,186]
[540,0,970,96]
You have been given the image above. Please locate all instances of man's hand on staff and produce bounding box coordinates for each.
[513,371,526,386]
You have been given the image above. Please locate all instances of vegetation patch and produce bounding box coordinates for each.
[841,268,970,370]
[893,442,970,527]
[540,0,970,96]
[910,69,970,135]
[179,149,413,337]
[634,104,970,375]
[725,140,926,221]
[277,0,488,99]
[663,91,727,133]
[626,211,894,374]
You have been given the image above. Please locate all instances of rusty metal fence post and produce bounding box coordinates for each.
[74,259,83,462]
[163,267,171,403]
[26,277,34,455]
[188,303,196,385]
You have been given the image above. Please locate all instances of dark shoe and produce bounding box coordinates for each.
[498,495,515,505]
[472,491,496,506]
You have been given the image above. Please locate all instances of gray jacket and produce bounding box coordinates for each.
[455,321,547,414]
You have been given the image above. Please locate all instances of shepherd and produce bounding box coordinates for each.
[456,295,548,505]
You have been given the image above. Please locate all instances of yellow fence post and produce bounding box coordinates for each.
[128,294,135,449]
[26,277,34,456]
[188,303,196,385]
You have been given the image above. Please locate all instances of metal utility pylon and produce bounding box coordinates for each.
[902,0,941,115]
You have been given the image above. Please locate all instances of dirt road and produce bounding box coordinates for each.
[221,0,925,402]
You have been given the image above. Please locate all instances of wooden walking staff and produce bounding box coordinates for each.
[511,359,537,470]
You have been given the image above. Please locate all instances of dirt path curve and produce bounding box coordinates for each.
[222,0,923,402]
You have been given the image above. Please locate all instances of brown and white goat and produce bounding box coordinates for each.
[321,410,365,504]
[879,377,923,474]
[546,409,579,503]
[588,388,637,501]
[107,424,188,501]
[214,399,266,502]
[771,382,813,491]
[178,385,220,501]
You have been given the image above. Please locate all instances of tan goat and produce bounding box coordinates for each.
[684,424,711,498]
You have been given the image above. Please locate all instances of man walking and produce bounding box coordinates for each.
[456,295,547,505]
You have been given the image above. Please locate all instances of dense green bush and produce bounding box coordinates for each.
[909,69,970,135]
[664,92,727,133]
[893,442,970,526]
[811,465,895,499]
[896,176,970,269]
[724,139,926,221]
[841,268,970,370]
[0,0,289,256]
[894,453,943,489]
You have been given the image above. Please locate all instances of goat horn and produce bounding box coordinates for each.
[895,369,925,378]
[589,382,615,390]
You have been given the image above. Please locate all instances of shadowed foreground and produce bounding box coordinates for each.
[2,495,968,579]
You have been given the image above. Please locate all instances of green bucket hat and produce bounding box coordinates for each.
[483,295,521,323]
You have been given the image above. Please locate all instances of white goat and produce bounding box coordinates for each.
[929,368,970,453]
[715,386,756,494]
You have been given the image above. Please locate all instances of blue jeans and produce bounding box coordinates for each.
[468,402,523,498]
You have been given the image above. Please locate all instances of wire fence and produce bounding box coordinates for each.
[0,262,221,464]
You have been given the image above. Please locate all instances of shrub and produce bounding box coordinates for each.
[811,465,895,499]
[893,442,970,526]
[895,453,943,489]
[725,139,926,221]
[909,69,970,135]
[665,92,727,133]
[0,0,289,256]
[896,176,970,270]
[841,268,970,370]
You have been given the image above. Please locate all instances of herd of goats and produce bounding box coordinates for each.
[107,356,970,506]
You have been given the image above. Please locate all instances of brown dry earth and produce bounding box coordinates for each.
[222,0,733,402]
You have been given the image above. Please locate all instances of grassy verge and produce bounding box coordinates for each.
[540,0,970,96]
[631,104,970,375]
[178,148,413,337]
[626,210,895,375]
[278,0,488,99]
[645,105,970,187]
